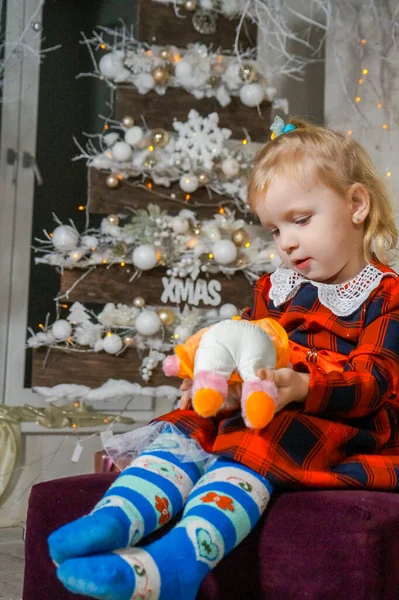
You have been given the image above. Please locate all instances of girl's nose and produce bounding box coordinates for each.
[279,229,298,253]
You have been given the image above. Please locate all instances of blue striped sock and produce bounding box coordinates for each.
[56,458,273,600]
[48,430,204,565]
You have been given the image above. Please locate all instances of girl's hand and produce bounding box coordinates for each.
[179,379,193,410]
[257,367,310,413]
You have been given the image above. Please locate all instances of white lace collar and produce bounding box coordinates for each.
[269,263,396,317]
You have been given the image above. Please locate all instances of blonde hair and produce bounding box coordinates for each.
[248,118,397,265]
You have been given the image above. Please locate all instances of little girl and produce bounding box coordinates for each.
[48,118,399,600]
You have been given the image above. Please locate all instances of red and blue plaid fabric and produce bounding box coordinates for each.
[155,261,399,490]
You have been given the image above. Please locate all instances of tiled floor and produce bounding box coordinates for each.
[0,527,24,600]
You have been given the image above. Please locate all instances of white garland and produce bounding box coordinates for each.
[29,301,227,382]
[80,27,285,109]
[76,110,254,211]
[153,0,247,18]
[33,206,277,281]
[33,378,181,403]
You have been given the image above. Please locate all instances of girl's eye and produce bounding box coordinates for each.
[295,216,310,226]
[270,229,279,236]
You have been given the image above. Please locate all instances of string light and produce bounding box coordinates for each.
[386,171,392,177]
[208,253,214,259]
[174,333,179,339]
[49,233,53,237]
[146,182,153,189]
[358,78,364,84]
[270,253,275,259]
[38,323,43,329]
[100,44,106,49]
[173,54,181,62]
[78,205,85,211]
[62,304,68,309]
[104,124,109,130]
[377,103,382,108]
[244,242,251,248]
[361,39,366,44]
[362,68,368,74]
[148,145,154,152]
[67,338,72,343]
[72,423,77,429]
[219,207,225,214]
[382,124,388,129]
[347,130,353,135]
[107,331,112,337]
[72,253,79,259]
[74,401,79,407]
[102,259,107,264]
[355,97,361,102]
[120,261,125,267]
[117,173,123,180]
[242,139,248,145]
[185,194,191,201]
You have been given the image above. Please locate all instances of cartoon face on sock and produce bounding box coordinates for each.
[254,175,369,284]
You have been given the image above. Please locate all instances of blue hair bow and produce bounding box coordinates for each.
[270,115,296,140]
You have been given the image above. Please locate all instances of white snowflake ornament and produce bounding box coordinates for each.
[171,110,231,172]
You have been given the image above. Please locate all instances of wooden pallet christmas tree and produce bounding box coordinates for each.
[31,0,274,391]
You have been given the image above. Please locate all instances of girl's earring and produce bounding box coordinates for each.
[354,216,360,223]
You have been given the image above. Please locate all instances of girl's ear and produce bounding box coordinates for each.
[349,183,370,224]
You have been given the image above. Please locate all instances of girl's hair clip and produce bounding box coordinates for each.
[270,115,296,140]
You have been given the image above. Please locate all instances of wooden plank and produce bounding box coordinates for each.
[88,168,248,218]
[59,266,254,307]
[137,1,257,53]
[32,347,180,388]
[115,86,271,142]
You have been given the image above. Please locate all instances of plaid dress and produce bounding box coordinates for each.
[154,261,399,490]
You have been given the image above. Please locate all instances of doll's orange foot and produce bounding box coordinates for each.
[245,392,275,429]
[193,389,224,418]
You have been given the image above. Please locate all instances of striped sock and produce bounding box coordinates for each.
[56,458,273,600]
[48,430,204,565]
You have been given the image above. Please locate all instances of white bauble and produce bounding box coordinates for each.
[52,225,80,252]
[219,303,239,319]
[172,216,189,234]
[132,244,157,270]
[135,311,161,336]
[212,239,238,265]
[239,83,265,107]
[52,319,72,341]
[125,126,144,146]
[112,141,133,162]
[173,325,190,342]
[221,157,240,178]
[174,60,193,82]
[179,174,199,193]
[99,52,125,80]
[103,333,123,354]
[103,132,119,147]
[81,235,98,249]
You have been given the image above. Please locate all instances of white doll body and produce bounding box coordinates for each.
[163,318,282,429]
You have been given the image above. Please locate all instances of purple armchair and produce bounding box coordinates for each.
[23,473,399,599]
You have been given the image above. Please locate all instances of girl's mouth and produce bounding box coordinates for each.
[294,258,311,269]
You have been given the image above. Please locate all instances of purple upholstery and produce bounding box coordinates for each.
[23,473,399,599]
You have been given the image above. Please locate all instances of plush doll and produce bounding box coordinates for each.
[162,317,290,429]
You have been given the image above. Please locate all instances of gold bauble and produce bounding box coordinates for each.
[235,254,248,267]
[152,66,170,85]
[113,241,129,256]
[123,334,135,346]
[198,171,210,186]
[239,63,258,83]
[152,128,170,148]
[159,48,171,61]
[157,308,175,326]
[206,75,221,89]
[133,296,146,308]
[105,174,119,189]
[232,228,249,247]
[184,0,197,11]
[107,214,120,226]
[144,156,157,168]
[122,115,134,128]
